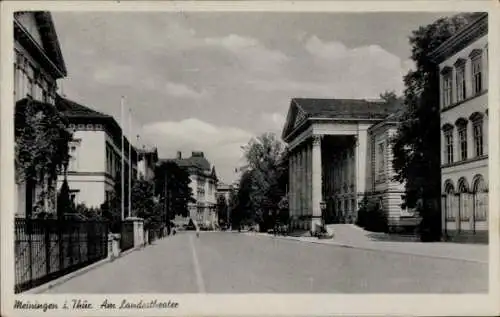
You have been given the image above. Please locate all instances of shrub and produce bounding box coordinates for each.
[356,195,388,233]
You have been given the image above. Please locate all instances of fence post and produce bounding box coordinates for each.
[58,220,64,273]
[77,223,81,264]
[45,221,50,276]
[27,219,33,289]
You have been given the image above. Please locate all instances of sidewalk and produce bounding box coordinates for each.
[244,231,488,264]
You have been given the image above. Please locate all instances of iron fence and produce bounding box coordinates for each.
[14,218,109,293]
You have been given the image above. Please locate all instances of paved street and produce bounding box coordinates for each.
[44,231,488,294]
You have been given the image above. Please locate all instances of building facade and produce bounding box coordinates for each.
[14,11,67,217]
[56,96,138,213]
[429,13,488,243]
[137,147,158,181]
[167,152,219,228]
[281,98,419,232]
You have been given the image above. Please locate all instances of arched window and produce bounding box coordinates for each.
[454,58,466,102]
[444,181,455,221]
[470,112,484,157]
[472,175,488,222]
[441,66,453,107]
[470,49,483,95]
[457,177,470,222]
[442,124,454,164]
[455,118,468,161]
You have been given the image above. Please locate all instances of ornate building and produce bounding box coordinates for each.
[281,98,420,232]
[56,96,138,213]
[14,12,67,217]
[166,151,218,228]
[429,13,488,243]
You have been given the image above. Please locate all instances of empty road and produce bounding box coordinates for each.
[44,231,488,293]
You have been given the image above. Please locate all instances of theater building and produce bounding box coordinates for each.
[282,98,420,232]
[429,13,488,243]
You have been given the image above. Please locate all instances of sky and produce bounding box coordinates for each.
[52,11,451,184]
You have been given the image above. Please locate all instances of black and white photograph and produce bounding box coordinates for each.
[1,1,498,316]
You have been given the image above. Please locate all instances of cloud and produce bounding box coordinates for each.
[164,82,209,99]
[245,36,409,98]
[261,112,286,132]
[142,118,254,182]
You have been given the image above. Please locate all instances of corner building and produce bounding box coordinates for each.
[429,13,489,243]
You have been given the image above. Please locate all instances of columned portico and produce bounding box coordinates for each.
[282,98,400,233]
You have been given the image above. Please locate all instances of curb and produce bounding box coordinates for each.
[24,245,145,294]
[246,233,488,265]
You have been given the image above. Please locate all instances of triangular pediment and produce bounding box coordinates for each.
[14,12,67,77]
[281,99,307,141]
[16,12,44,49]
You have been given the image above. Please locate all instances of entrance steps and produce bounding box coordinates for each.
[326,224,372,244]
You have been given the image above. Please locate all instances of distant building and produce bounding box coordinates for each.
[281,98,419,232]
[14,11,67,217]
[216,182,232,203]
[56,96,138,213]
[164,151,218,228]
[137,147,158,181]
[429,13,488,243]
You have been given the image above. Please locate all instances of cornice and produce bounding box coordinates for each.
[429,13,488,64]
[14,20,66,78]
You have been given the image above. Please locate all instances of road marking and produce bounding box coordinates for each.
[189,234,206,293]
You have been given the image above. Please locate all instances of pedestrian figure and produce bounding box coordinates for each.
[196,225,200,238]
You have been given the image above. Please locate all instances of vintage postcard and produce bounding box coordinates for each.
[1,1,499,316]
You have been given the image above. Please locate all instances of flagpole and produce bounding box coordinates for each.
[128,108,132,218]
[120,96,125,221]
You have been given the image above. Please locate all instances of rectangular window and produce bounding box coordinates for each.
[444,131,454,164]
[377,142,385,180]
[442,73,453,107]
[458,127,467,161]
[472,56,482,95]
[473,121,484,157]
[456,65,466,102]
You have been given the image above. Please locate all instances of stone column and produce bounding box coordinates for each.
[306,143,312,230]
[299,147,305,227]
[289,154,295,222]
[311,135,323,231]
[355,129,368,208]
[292,153,298,225]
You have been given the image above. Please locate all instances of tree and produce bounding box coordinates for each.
[155,161,196,233]
[131,179,162,230]
[380,90,402,104]
[227,188,239,229]
[391,13,481,241]
[101,177,123,233]
[216,195,229,225]
[242,132,287,230]
[15,99,72,217]
[56,178,73,219]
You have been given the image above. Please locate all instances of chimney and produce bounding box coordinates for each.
[192,151,204,158]
[177,151,182,159]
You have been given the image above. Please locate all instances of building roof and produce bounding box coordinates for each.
[14,12,67,78]
[56,95,138,158]
[282,98,402,141]
[429,12,488,64]
[160,152,212,172]
[56,94,111,119]
[294,98,399,119]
